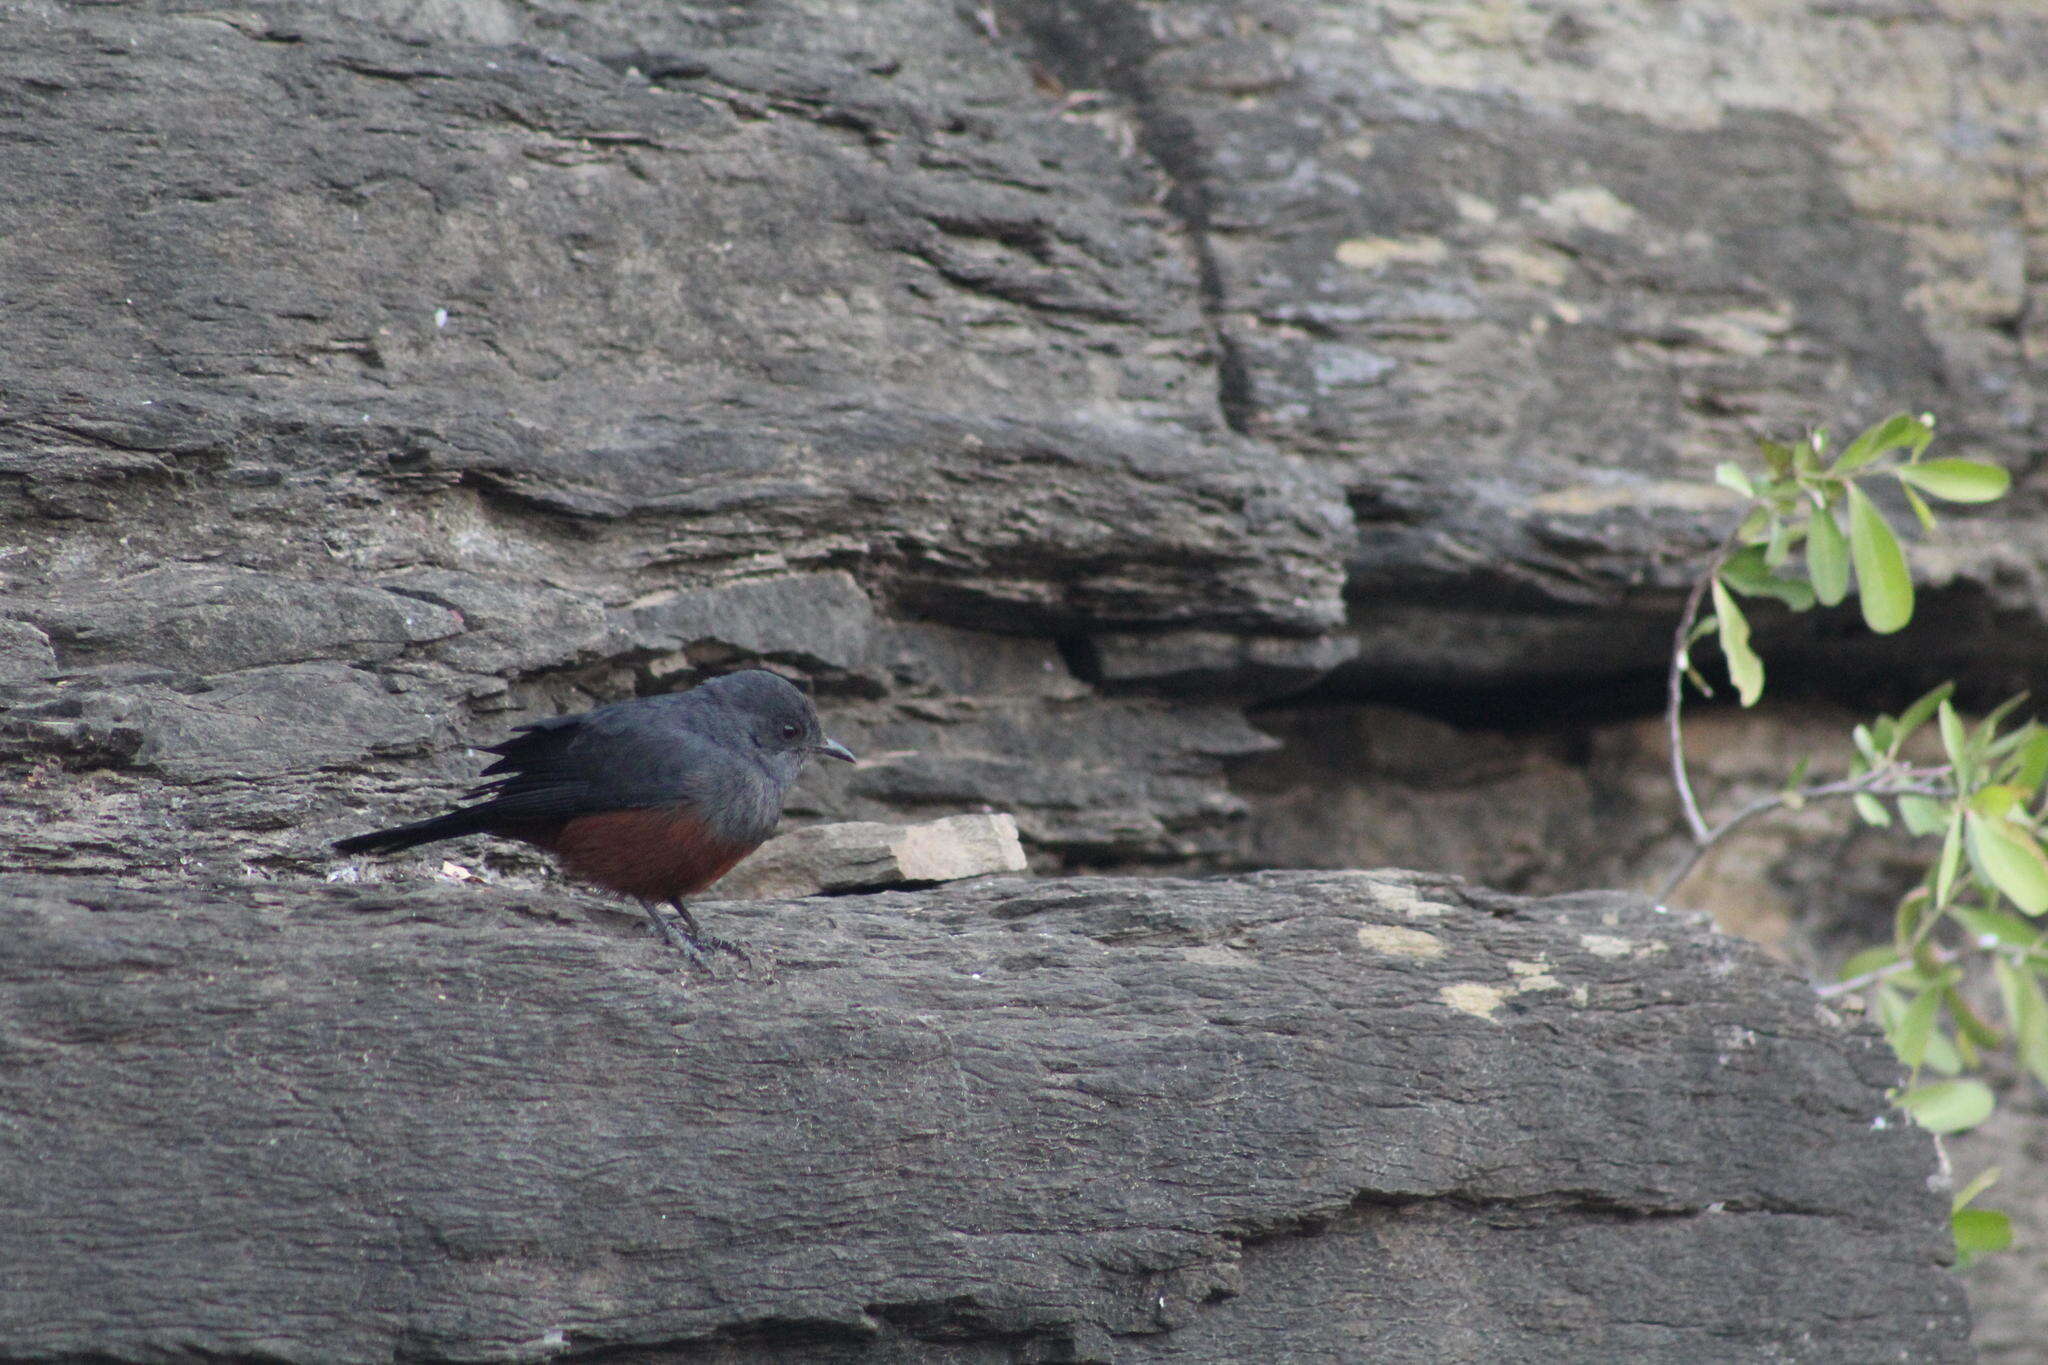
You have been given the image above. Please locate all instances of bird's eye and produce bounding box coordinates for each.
[780,723,803,740]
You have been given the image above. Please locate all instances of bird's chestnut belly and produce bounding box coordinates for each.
[543,806,760,902]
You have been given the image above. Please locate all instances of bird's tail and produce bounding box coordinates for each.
[333,809,492,856]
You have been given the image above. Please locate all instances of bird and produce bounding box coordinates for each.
[334,669,855,967]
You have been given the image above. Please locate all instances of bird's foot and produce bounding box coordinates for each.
[643,903,754,977]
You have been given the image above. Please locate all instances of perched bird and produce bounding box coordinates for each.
[334,669,855,966]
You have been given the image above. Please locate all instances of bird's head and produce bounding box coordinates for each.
[700,669,856,769]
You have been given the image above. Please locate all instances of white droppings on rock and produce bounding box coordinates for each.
[1579,933,1638,959]
[1356,924,1446,958]
[1439,982,1508,1021]
[1525,184,1640,234]
[1366,879,1452,920]
[1334,235,1448,270]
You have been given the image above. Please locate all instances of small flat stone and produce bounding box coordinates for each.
[719,813,1028,900]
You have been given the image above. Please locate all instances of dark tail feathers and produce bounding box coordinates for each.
[333,810,492,856]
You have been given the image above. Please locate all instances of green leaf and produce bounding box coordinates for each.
[1897,794,1951,837]
[1991,953,2027,1022]
[1953,1208,2013,1262]
[1714,462,1756,497]
[1896,682,1955,740]
[1937,700,1970,775]
[1875,982,1908,1034]
[1976,692,2032,748]
[1898,1078,1994,1133]
[1971,784,2028,819]
[2020,989,2048,1092]
[1899,459,2010,504]
[1853,792,1892,827]
[1793,433,1822,476]
[1719,544,1816,609]
[1805,503,1850,606]
[1965,811,2048,915]
[1988,719,2040,765]
[1902,481,1938,533]
[1710,578,1764,707]
[1952,906,2048,951]
[1758,439,1795,480]
[1840,944,1899,983]
[1976,694,2034,763]
[1846,482,1913,633]
[2012,729,2048,795]
[1895,880,1925,947]
[1953,1166,2001,1214]
[1763,515,1791,569]
[1945,983,2002,1051]
[1913,412,1936,451]
[1936,814,1965,906]
[1891,985,1942,1068]
[1834,412,1933,475]
[1993,955,2048,1091]
[1921,1024,1964,1077]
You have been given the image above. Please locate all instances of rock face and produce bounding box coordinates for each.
[4,0,2045,883]
[1,0,1353,881]
[1001,0,2048,695]
[0,871,1970,1362]
[4,0,2043,1351]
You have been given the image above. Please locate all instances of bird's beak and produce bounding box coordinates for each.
[814,736,857,764]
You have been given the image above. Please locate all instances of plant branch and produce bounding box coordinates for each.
[1815,944,1960,1001]
[1656,768,1953,902]
[1667,517,1749,844]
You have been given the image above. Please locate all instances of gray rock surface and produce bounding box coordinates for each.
[995,0,2048,688]
[0,870,1970,1362]
[5,0,2045,881]
[0,0,1352,880]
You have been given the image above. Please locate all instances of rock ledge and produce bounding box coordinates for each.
[0,870,1968,1362]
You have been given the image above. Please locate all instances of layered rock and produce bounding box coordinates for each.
[0,870,1970,1362]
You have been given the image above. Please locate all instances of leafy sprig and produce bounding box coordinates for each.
[1692,414,2006,711]
[1664,411,2026,1265]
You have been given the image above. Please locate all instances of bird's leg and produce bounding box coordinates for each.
[639,901,715,971]
[643,900,753,975]
[671,901,755,972]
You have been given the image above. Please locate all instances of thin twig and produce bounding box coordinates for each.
[1666,518,1749,844]
[1656,768,1952,902]
[1815,944,1960,1000]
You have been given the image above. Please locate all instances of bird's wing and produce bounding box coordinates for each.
[464,699,731,825]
